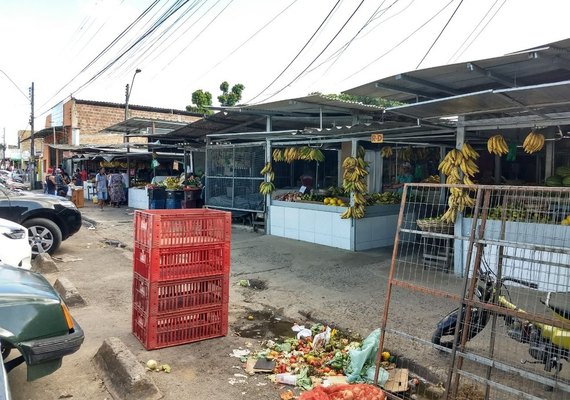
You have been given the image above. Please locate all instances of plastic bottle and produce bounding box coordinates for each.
[275,373,297,386]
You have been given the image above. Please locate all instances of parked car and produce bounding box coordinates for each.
[0,218,32,269]
[0,344,10,400]
[0,263,84,381]
[0,185,82,255]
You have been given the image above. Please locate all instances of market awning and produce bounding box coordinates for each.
[20,126,64,141]
[345,38,570,103]
[386,80,570,121]
[102,118,191,136]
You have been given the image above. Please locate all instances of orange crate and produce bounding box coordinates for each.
[132,273,229,316]
[132,304,228,350]
[133,243,230,282]
[134,209,231,249]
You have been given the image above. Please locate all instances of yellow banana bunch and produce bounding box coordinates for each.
[459,158,479,177]
[260,162,273,175]
[272,149,284,162]
[400,146,413,162]
[487,135,508,156]
[441,207,457,224]
[463,175,475,185]
[522,131,545,154]
[259,182,275,195]
[310,148,325,162]
[342,157,357,169]
[461,142,479,159]
[340,205,365,219]
[354,179,367,193]
[446,175,461,184]
[353,192,366,206]
[380,147,393,158]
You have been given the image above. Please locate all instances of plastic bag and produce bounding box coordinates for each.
[345,329,389,386]
[92,195,98,203]
[299,383,386,400]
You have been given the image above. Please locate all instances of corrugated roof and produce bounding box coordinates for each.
[345,38,570,102]
[243,94,384,113]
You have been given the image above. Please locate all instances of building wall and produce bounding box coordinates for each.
[73,101,200,144]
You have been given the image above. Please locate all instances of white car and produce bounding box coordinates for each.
[0,218,32,269]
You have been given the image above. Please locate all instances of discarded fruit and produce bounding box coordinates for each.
[247,315,254,320]
[146,359,158,370]
[381,351,390,361]
[161,364,172,373]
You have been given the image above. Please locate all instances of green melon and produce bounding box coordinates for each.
[555,166,570,177]
[545,175,563,186]
[563,176,570,187]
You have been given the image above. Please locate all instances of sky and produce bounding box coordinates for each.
[1,0,570,146]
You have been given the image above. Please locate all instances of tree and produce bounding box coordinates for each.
[217,81,245,107]
[186,89,213,115]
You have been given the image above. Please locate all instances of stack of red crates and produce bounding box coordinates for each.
[131,209,231,350]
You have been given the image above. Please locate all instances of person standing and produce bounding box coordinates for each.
[45,168,56,195]
[80,168,87,183]
[95,167,109,210]
[108,169,125,208]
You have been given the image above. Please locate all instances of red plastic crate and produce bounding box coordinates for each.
[132,304,228,350]
[134,209,231,249]
[133,243,230,282]
[132,273,229,316]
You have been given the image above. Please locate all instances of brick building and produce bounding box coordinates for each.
[35,98,201,173]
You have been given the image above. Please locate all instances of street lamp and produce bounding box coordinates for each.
[124,68,142,142]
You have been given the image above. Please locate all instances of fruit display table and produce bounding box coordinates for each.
[268,201,403,251]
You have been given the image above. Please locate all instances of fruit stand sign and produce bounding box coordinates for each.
[371,133,384,143]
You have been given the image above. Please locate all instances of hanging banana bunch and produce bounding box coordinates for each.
[380,146,393,158]
[260,162,275,182]
[438,143,479,223]
[259,182,275,195]
[341,156,369,219]
[522,131,545,154]
[487,135,509,156]
[272,149,284,162]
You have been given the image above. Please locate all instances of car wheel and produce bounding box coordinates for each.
[23,218,62,256]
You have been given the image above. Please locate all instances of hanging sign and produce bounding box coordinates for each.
[371,133,384,143]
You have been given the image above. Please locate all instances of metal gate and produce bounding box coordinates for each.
[205,143,266,213]
[378,183,570,400]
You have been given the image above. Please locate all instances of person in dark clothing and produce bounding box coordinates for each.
[54,168,68,197]
[45,168,56,195]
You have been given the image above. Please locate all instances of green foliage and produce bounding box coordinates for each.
[186,89,213,115]
[218,81,245,107]
[308,91,402,108]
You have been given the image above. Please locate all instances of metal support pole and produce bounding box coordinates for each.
[29,82,35,188]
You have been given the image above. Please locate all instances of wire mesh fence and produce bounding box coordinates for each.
[205,144,266,212]
[378,183,570,400]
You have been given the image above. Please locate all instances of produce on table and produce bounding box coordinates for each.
[561,215,570,226]
[555,166,570,177]
[545,175,563,187]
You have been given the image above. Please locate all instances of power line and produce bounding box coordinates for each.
[341,0,454,82]
[453,0,507,62]
[191,0,300,84]
[256,0,366,104]
[447,0,500,63]
[38,0,161,112]
[304,0,414,77]
[246,0,343,104]
[416,0,464,69]
[0,69,29,101]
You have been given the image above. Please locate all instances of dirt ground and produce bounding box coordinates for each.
[5,202,565,399]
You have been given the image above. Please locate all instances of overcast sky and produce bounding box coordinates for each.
[1,0,570,145]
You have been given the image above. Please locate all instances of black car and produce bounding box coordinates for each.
[0,185,82,255]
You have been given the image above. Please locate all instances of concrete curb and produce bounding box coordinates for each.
[54,277,87,307]
[93,337,162,400]
[82,216,98,227]
[31,253,59,274]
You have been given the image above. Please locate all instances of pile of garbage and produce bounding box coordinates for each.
[237,323,406,398]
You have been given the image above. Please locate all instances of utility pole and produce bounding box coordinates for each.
[29,82,35,187]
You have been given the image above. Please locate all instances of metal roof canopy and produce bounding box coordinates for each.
[22,126,65,141]
[102,118,189,136]
[345,38,570,103]
[170,95,386,141]
[386,80,570,122]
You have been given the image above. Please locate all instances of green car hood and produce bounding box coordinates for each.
[0,264,67,342]
[0,265,59,302]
